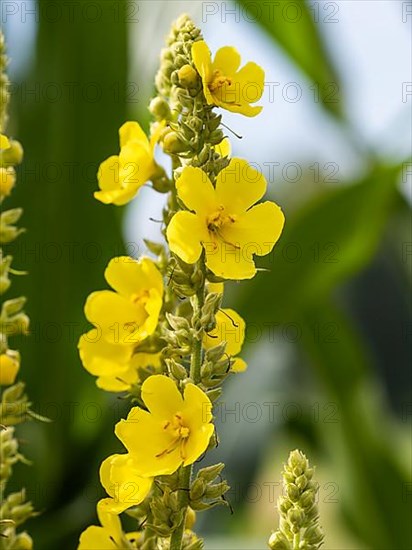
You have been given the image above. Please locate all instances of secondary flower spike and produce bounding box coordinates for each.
[84,256,163,345]
[115,375,214,477]
[167,159,285,279]
[192,40,265,117]
[95,121,161,205]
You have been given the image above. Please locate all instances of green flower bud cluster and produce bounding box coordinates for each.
[0,489,35,528]
[189,464,230,511]
[153,14,227,170]
[268,450,324,550]
[0,427,24,488]
[165,257,205,299]
[0,252,12,295]
[0,382,48,427]
[0,209,25,245]
[0,298,29,344]
[155,15,202,103]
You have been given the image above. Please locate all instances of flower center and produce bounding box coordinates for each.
[131,289,150,306]
[209,69,232,92]
[156,413,190,460]
[207,205,236,233]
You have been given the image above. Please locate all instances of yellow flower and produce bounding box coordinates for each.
[0,166,16,197]
[203,308,247,372]
[84,256,163,345]
[0,134,10,150]
[78,499,141,549]
[100,454,153,513]
[0,350,20,385]
[78,329,162,392]
[115,375,214,477]
[166,159,285,280]
[95,121,162,205]
[192,41,264,117]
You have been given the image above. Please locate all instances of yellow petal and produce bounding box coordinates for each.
[192,40,215,105]
[100,454,152,512]
[96,155,120,192]
[97,499,123,536]
[232,61,265,103]
[215,158,267,213]
[212,46,241,75]
[217,100,262,117]
[182,424,215,467]
[115,407,182,477]
[118,141,153,186]
[78,525,117,550]
[142,375,184,417]
[213,137,231,158]
[141,289,163,338]
[204,308,245,357]
[192,40,212,82]
[78,330,133,377]
[84,290,147,345]
[167,211,206,264]
[119,121,149,148]
[0,134,10,150]
[131,351,162,369]
[230,357,247,372]
[0,352,20,386]
[149,120,166,151]
[222,201,285,255]
[96,368,138,392]
[182,383,213,429]
[104,256,163,299]
[205,240,256,280]
[175,166,217,215]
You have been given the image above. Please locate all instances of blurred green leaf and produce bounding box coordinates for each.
[236,0,343,117]
[237,162,405,324]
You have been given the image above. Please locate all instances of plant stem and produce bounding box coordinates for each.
[170,287,204,550]
[169,464,192,550]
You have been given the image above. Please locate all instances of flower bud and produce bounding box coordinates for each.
[0,274,11,294]
[286,483,300,502]
[149,97,171,121]
[1,139,24,165]
[177,64,198,88]
[268,531,292,550]
[163,131,187,154]
[0,167,16,197]
[185,507,196,530]
[11,531,33,550]
[0,350,20,385]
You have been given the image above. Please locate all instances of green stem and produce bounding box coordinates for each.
[170,286,204,550]
[169,465,192,550]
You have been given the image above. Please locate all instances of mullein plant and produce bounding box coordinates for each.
[268,450,324,550]
[0,31,37,550]
[78,15,285,550]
